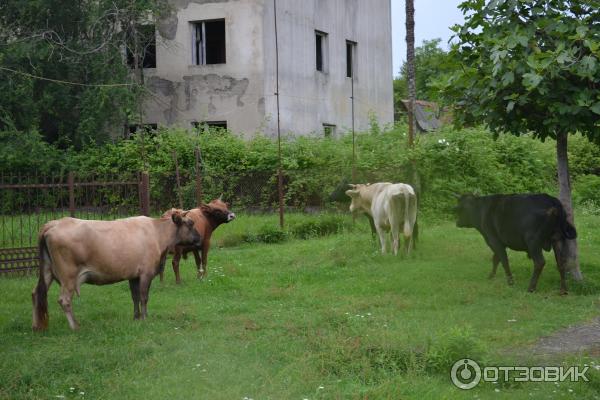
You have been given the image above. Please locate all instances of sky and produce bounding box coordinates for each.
[391,0,465,77]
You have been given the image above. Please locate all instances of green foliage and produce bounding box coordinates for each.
[426,326,486,373]
[3,125,600,215]
[290,214,350,239]
[244,225,288,244]
[394,38,456,104]
[0,0,168,148]
[442,0,600,142]
[573,175,600,205]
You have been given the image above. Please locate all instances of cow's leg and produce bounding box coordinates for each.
[489,254,500,279]
[129,278,141,320]
[198,244,209,279]
[486,239,513,285]
[552,241,568,295]
[391,224,400,256]
[172,251,182,285]
[366,215,377,239]
[375,224,387,254]
[139,275,153,320]
[403,232,413,255]
[527,250,546,293]
[58,284,79,330]
[193,249,205,279]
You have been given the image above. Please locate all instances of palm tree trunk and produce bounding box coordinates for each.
[405,0,420,194]
[405,0,416,146]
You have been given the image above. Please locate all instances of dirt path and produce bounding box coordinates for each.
[532,317,600,357]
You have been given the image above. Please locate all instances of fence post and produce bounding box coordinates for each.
[140,172,150,216]
[172,150,183,209]
[195,147,203,206]
[68,172,75,217]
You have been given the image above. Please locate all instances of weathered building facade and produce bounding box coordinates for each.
[143,0,393,137]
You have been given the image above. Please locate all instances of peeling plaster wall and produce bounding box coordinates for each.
[145,0,266,137]
[144,0,392,138]
[261,0,393,138]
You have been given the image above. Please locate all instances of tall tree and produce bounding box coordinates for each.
[0,0,167,148]
[405,0,416,146]
[443,0,599,276]
[394,39,456,120]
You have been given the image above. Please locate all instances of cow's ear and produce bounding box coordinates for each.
[345,189,359,198]
[200,204,212,213]
[171,212,183,226]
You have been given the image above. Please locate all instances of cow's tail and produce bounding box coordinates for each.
[32,228,51,331]
[557,203,577,240]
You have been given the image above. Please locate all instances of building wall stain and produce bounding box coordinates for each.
[148,74,249,123]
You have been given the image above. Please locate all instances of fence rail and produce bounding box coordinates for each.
[0,172,148,276]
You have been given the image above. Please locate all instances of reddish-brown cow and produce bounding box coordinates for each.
[161,198,235,284]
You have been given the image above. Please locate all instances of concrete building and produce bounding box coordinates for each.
[141,0,393,138]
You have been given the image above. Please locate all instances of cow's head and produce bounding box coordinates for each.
[455,194,478,228]
[345,184,369,214]
[170,210,203,247]
[201,197,236,224]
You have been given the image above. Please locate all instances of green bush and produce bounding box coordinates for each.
[574,174,600,206]
[290,214,349,239]
[244,225,288,244]
[426,326,486,373]
[1,125,598,218]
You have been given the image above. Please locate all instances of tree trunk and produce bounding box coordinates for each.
[405,0,416,146]
[556,131,582,280]
[405,0,421,195]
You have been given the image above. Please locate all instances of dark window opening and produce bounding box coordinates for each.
[346,40,356,78]
[192,19,226,65]
[315,31,328,72]
[127,25,157,69]
[126,123,158,138]
[192,120,228,132]
[323,124,336,138]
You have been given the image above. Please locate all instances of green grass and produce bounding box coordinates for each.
[1,214,600,399]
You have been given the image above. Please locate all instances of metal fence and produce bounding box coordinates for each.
[0,153,408,276]
[0,172,147,276]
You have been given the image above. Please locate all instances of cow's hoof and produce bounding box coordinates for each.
[559,290,568,296]
[507,277,515,286]
[488,273,496,279]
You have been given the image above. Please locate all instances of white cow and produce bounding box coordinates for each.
[345,182,418,255]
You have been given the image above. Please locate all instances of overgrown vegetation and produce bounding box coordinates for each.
[2,125,598,217]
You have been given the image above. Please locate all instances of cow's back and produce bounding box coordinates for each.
[43,217,162,281]
[484,194,566,251]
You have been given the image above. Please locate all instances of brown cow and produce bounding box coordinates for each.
[32,211,202,331]
[161,198,236,284]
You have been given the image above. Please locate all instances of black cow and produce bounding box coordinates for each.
[456,193,582,294]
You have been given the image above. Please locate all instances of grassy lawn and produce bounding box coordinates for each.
[1,213,600,399]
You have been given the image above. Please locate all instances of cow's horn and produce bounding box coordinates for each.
[218,193,223,201]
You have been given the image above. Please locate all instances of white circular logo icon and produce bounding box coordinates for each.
[451,358,482,390]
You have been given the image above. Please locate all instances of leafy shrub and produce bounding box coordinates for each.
[573,174,600,207]
[244,225,288,244]
[290,214,349,239]
[2,124,598,218]
[426,326,485,373]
